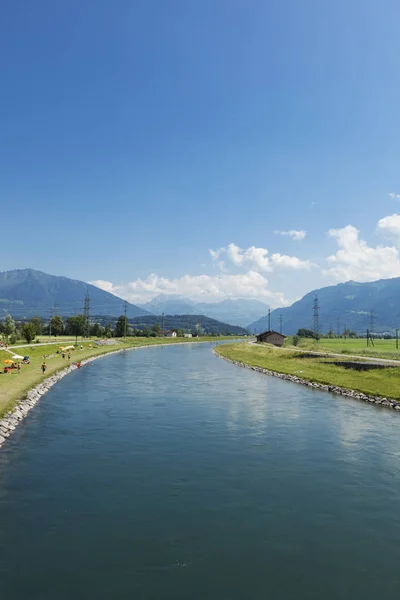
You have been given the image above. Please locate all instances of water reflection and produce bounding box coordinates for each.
[1,342,400,600]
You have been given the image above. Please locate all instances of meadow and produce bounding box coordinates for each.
[288,337,400,360]
[216,342,400,401]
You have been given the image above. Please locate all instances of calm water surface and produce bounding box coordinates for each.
[1,343,400,599]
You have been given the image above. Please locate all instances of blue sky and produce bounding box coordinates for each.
[2,0,400,306]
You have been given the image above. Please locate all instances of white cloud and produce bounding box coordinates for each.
[323,225,400,282]
[90,270,289,307]
[389,192,400,200]
[377,213,400,247]
[274,229,306,241]
[209,242,312,272]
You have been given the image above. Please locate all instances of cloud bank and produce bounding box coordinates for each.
[91,214,400,306]
[210,243,312,272]
[324,224,400,282]
[91,271,289,307]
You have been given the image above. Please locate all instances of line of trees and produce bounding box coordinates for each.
[0,313,194,344]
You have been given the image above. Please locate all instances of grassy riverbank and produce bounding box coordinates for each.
[0,336,235,417]
[286,337,400,361]
[216,342,400,400]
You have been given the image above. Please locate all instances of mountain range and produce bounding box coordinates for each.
[248,277,400,335]
[138,295,269,327]
[0,269,149,319]
[3,269,400,335]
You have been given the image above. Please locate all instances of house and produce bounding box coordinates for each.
[256,330,285,347]
[164,331,177,338]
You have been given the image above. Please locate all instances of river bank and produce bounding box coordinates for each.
[215,343,400,411]
[0,337,236,447]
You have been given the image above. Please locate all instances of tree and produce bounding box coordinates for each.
[152,323,161,335]
[2,314,16,340]
[22,322,37,344]
[50,315,64,337]
[30,316,43,335]
[65,315,86,343]
[115,315,129,337]
[104,323,112,338]
[297,328,318,339]
[90,322,103,337]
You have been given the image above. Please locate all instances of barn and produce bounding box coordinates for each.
[256,330,285,347]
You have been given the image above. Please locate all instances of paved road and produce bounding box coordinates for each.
[249,341,400,366]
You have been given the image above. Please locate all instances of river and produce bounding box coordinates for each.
[1,342,400,599]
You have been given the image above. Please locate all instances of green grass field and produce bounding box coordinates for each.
[287,337,400,360]
[0,336,235,418]
[216,342,400,401]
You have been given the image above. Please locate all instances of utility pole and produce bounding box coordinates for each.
[49,307,53,337]
[279,314,283,335]
[161,312,165,336]
[396,328,398,350]
[313,294,320,338]
[268,308,271,331]
[84,290,90,338]
[336,317,340,337]
[124,301,128,339]
[54,301,58,316]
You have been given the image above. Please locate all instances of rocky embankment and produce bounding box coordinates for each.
[215,350,400,411]
[0,351,124,448]
[0,340,217,449]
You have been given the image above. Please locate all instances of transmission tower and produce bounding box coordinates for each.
[161,312,165,335]
[268,308,271,331]
[370,310,375,336]
[84,290,90,338]
[336,317,340,337]
[279,314,283,335]
[313,294,320,337]
[49,307,53,337]
[124,301,128,338]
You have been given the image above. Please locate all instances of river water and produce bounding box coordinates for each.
[1,342,400,599]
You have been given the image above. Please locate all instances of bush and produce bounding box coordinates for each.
[9,333,18,345]
[292,335,299,346]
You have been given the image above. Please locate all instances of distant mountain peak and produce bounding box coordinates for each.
[0,269,150,319]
